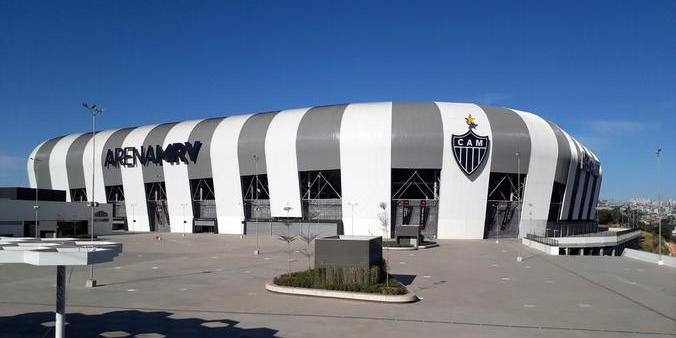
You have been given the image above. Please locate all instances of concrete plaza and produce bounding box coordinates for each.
[0,233,674,337]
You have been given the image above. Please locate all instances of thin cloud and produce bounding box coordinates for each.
[0,154,27,187]
[574,119,644,150]
[474,93,512,105]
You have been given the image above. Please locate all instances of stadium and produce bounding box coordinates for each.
[27,102,602,240]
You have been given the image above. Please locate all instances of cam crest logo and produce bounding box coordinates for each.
[451,114,490,177]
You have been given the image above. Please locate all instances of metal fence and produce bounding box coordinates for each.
[526,233,559,246]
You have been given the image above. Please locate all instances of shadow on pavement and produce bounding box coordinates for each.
[390,274,416,285]
[0,310,279,338]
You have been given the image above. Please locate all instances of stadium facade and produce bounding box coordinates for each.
[27,102,602,239]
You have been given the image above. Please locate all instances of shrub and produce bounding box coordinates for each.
[273,265,407,295]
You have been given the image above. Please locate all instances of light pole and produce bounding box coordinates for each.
[181,203,188,237]
[130,203,136,231]
[516,151,521,235]
[29,157,41,238]
[236,201,244,238]
[254,206,260,255]
[348,202,358,236]
[83,102,102,288]
[516,151,522,262]
[656,148,664,266]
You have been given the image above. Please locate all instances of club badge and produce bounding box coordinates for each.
[451,114,489,177]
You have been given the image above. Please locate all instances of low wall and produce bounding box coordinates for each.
[622,249,676,268]
[245,221,338,238]
[522,238,559,255]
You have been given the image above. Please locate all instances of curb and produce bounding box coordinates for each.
[383,243,439,251]
[265,281,418,303]
[383,246,416,251]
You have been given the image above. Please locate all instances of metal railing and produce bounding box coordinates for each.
[526,233,559,246]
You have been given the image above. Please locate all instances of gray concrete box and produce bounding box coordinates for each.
[395,225,420,237]
[395,225,421,247]
[314,236,382,269]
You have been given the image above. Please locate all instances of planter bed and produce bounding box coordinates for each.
[265,281,418,303]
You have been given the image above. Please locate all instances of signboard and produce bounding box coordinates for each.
[104,141,202,168]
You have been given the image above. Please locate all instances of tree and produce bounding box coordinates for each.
[377,202,390,287]
[277,214,297,274]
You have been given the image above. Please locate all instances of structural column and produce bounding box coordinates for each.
[56,265,66,338]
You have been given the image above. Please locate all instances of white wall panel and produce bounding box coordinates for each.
[82,130,119,203]
[436,103,493,239]
[265,108,310,218]
[340,102,392,237]
[120,125,157,232]
[211,114,253,234]
[163,120,203,232]
[513,109,558,236]
[559,130,579,220]
[49,133,84,201]
[27,141,46,188]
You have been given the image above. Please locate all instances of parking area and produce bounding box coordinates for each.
[0,233,675,337]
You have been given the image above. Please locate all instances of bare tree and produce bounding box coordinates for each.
[378,202,390,287]
[299,232,319,269]
[277,216,297,274]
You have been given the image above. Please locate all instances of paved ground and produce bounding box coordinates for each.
[0,233,675,338]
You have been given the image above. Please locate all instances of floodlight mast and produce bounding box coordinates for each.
[656,148,663,266]
[82,102,103,287]
[29,157,41,238]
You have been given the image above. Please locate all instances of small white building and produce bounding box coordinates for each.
[0,187,113,238]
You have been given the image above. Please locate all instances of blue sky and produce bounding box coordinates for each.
[0,0,674,200]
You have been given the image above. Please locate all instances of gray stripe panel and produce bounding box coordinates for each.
[546,121,571,184]
[296,105,347,172]
[578,171,592,219]
[34,136,65,189]
[142,123,178,183]
[585,174,598,220]
[479,106,531,174]
[392,102,443,169]
[238,112,278,176]
[572,165,587,219]
[562,138,582,220]
[101,128,135,188]
[188,117,226,179]
[66,133,93,189]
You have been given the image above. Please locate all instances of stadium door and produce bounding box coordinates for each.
[145,182,170,232]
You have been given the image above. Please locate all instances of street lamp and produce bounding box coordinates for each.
[236,201,244,238]
[181,203,188,237]
[347,202,358,235]
[515,151,522,262]
[29,157,41,238]
[82,102,102,288]
[130,203,136,231]
[283,205,293,237]
[656,148,664,266]
[254,206,261,255]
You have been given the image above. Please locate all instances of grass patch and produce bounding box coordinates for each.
[640,231,671,255]
[273,265,407,295]
[382,240,413,248]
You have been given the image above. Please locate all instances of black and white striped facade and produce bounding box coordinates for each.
[27,102,602,239]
